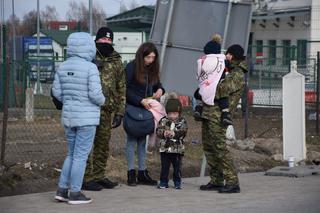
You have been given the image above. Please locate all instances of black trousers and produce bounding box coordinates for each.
[160,153,183,183]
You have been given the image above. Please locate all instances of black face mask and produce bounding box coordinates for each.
[225,59,231,69]
[96,43,114,57]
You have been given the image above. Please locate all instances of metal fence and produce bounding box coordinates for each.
[0,43,319,197]
[246,45,319,137]
[1,54,319,159]
[247,57,317,106]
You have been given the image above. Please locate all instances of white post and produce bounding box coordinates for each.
[200,154,207,177]
[25,88,34,122]
[282,60,306,163]
[36,0,41,94]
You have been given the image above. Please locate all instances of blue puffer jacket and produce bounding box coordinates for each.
[52,32,105,127]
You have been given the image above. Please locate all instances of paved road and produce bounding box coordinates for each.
[1,172,320,213]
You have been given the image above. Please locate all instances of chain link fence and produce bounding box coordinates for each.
[247,45,319,136]
[1,56,318,160]
[0,43,319,197]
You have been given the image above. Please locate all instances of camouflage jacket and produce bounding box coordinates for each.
[94,51,126,116]
[202,60,248,120]
[156,117,188,154]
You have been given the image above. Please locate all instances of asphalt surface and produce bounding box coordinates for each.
[1,172,320,213]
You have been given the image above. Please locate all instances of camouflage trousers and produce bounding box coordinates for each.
[84,108,112,182]
[201,106,239,186]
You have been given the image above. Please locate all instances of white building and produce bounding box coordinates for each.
[249,0,319,105]
[250,0,320,61]
[112,31,147,65]
[34,29,145,65]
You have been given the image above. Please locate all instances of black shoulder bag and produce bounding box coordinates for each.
[123,75,155,137]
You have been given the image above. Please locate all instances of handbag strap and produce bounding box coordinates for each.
[145,74,149,98]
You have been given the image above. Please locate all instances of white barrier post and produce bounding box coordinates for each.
[200,154,207,177]
[282,60,306,163]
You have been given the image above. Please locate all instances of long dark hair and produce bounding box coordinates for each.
[134,42,160,84]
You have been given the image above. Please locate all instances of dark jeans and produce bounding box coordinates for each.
[160,153,183,184]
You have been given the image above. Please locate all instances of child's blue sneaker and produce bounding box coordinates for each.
[157,181,169,189]
[174,181,182,189]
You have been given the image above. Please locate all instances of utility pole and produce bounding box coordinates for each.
[12,0,16,61]
[89,0,93,35]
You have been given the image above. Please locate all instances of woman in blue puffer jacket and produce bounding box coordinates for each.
[52,32,105,205]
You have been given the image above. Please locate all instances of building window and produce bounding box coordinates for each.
[59,25,68,31]
[282,40,291,66]
[268,40,276,65]
[297,40,307,65]
[256,40,263,63]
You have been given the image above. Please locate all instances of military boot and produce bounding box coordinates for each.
[127,169,137,186]
[97,178,119,189]
[200,182,224,191]
[137,170,157,186]
[218,184,240,193]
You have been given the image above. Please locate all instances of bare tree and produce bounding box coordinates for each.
[92,3,107,31]
[5,14,20,38]
[41,5,58,29]
[66,1,87,22]
[119,1,128,13]
[128,0,140,10]
[21,10,38,36]
[65,1,106,32]
[120,0,140,13]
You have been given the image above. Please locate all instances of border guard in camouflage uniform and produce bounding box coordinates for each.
[82,27,126,191]
[200,44,248,193]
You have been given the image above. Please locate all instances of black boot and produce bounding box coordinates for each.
[218,185,240,193]
[97,178,119,189]
[199,182,224,191]
[82,180,103,191]
[127,169,137,186]
[137,170,157,186]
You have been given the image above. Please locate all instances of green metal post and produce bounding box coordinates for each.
[290,45,297,61]
[77,21,81,32]
[1,24,6,110]
[1,24,7,164]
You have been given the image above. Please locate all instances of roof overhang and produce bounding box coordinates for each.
[253,7,310,20]
[107,16,153,25]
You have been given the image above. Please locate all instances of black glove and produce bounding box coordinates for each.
[112,114,123,128]
[51,89,62,110]
[221,111,233,127]
[193,105,203,121]
[193,88,202,100]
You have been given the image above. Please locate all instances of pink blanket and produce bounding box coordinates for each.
[146,99,167,147]
[197,54,226,105]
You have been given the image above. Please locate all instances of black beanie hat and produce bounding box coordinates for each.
[203,34,222,54]
[165,98,182,114]
[204,41,221,54]
[226,44,245,60]
[95,27,113,41]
